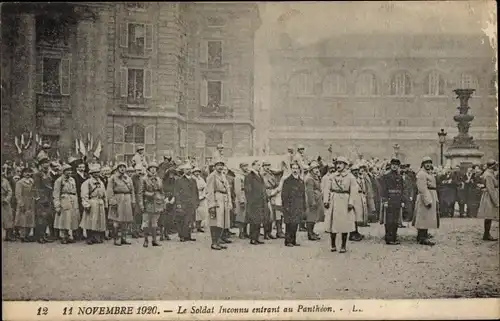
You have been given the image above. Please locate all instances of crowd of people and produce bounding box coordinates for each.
[1,143,498,252]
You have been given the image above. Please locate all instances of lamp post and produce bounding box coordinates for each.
[438,128,447,166]
[393,143,400,159]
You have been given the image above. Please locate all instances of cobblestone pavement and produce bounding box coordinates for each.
[2,218,499,301]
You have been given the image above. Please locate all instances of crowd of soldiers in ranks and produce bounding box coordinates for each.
[1,143,498,252]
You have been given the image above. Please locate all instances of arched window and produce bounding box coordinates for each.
[459,73,479,90]
[289,72,314,96]
[390,71,412,96]
[424,70,445,96]
[322,72,347,96]
[489,74,497,96]
[355,71,377,96]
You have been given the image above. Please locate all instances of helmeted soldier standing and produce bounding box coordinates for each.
[304,161,323,241]
[349,164,368,241]
[477,159,499,241]
[413,156,439,246]
[53,165,80,244]
[379,158,405,245]
[107,162,136,246]
[138,162,164,247]
[2,169,15,241]
[80,164,108,245]
[206,158,233,250]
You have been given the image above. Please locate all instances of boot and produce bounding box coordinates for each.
[276,220,285,238]
[113,227,121,246]
[307,222,319,241]
[152,226,161,246]
[86,231,94,245]
[330,233,337,252]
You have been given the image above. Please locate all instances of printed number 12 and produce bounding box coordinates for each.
[37,307,48,316]
[63,307,73,315]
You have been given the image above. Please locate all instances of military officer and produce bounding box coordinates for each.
[304,161,323,241]
[413,156,439,246]
[131,146,148,170]
[80,164,108,245]
[379,158,405,245]
[477,159,499,241]
[138,162,164,247]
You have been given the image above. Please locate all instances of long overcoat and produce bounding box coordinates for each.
[437,172,456,208]
[194,175,208,223]
[281,174,306,224]
[379,171,404,225]
[262,170,282,222]
[304,173,324,222]
[351,176,368,224]
[14,178,36,228]
[173,176,198,223]
[2,176,14,229]
[402,173,416,221]
[233,172,247,223]
[477,169,499,221]
[324,171,357,233]
[80,177,107,232]
[53,175,80,230]
[74,172,88,215]
[244,170,269,224]
[107,173,135,223]
[413,168,440,229]
[206,171,232,228]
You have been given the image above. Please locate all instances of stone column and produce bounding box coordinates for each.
[11,13,36,135]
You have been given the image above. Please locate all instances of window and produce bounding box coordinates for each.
[459,73,478,90]
[424,71,445,96]
[390,71,412,96]
[120,23,153,55]
[36,16,69,47]
[207,41,223,67]
[355,72,377,96]
[207,81,222,108]
[35,56,71,95]
[322,73,347,96]
[120,67,152,104]
[289,73,314,96]
[113,123,156,163]
[207,16,226,27]
[489,75,497,96]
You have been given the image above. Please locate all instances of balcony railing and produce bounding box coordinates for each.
[198,105,233,118]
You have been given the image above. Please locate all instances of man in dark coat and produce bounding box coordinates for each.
[379,158,405,245]
[244,160,269,245]
[452,166,467,217]
[162,168,177,238]
[281,162,306,247]
[73,159,88,240]
[33,157,55,243]
[437,168,456,217]
[465,165,482,217]
[173,163,198,242]
[401,164,416,225]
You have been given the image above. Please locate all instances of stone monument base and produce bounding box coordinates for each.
[445,148,484,168]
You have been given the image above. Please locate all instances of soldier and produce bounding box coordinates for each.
[360,162,376,226]
[262,161,279,240]
[193,167,208,233]
[2,166,15,241]
[130,167,143,239]
[158,152,175,180]
[323,156,357,253]
[100,165,112,240]
[244,160,268,245]
[234,162,249,239]
[413,156,439,246]
[477,159,499,241]
[36,143,51,163]
[379,158,405,245]
[131,146,148,170]
[213,143,225,160]
[281,162,306,247]
[304,161,323,241]
[33,157,55,244]
[14,167,36,242]
[293,144,309,172]
[80,164,107,245]
[107,162,136,246]
[322,163,335,229]
[138,162,165,247]
[174,163,198,242]
[206,158,233,250]
[53,164,80,244]
[349,164,368,241]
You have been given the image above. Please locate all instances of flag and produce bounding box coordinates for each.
[93,140,102,158]
[87,133,91,153]
[79,139,86,156]
[20,134,25,147]
[75,139,79,154]
[90,135,94,152]
[14,137,22,154]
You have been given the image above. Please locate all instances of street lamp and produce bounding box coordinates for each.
[438,128,447,166]
[393,143,400,159]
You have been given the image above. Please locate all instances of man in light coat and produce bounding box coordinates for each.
[323,157,357,253]
[413,156,439,246]
[206,158,233,250]
[80,164,107,245]
[193,167,208,233]
[477,159,499,241]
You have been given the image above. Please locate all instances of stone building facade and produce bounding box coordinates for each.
[1,2,260,164]
[264,33,498,167]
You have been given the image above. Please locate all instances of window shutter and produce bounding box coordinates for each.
[220,81,226,106]
[60,56,71,96]
[120,67,128,97]
[200,40,207,63]
[404,73,411,95]
[113,123,125,142]
[35,55,43,93]
[145,24,153,50]
[145,125,156,144]
[120,23,128,48]
[144,69,152,98]
[200,78,208,106]
[438,75,444,95]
